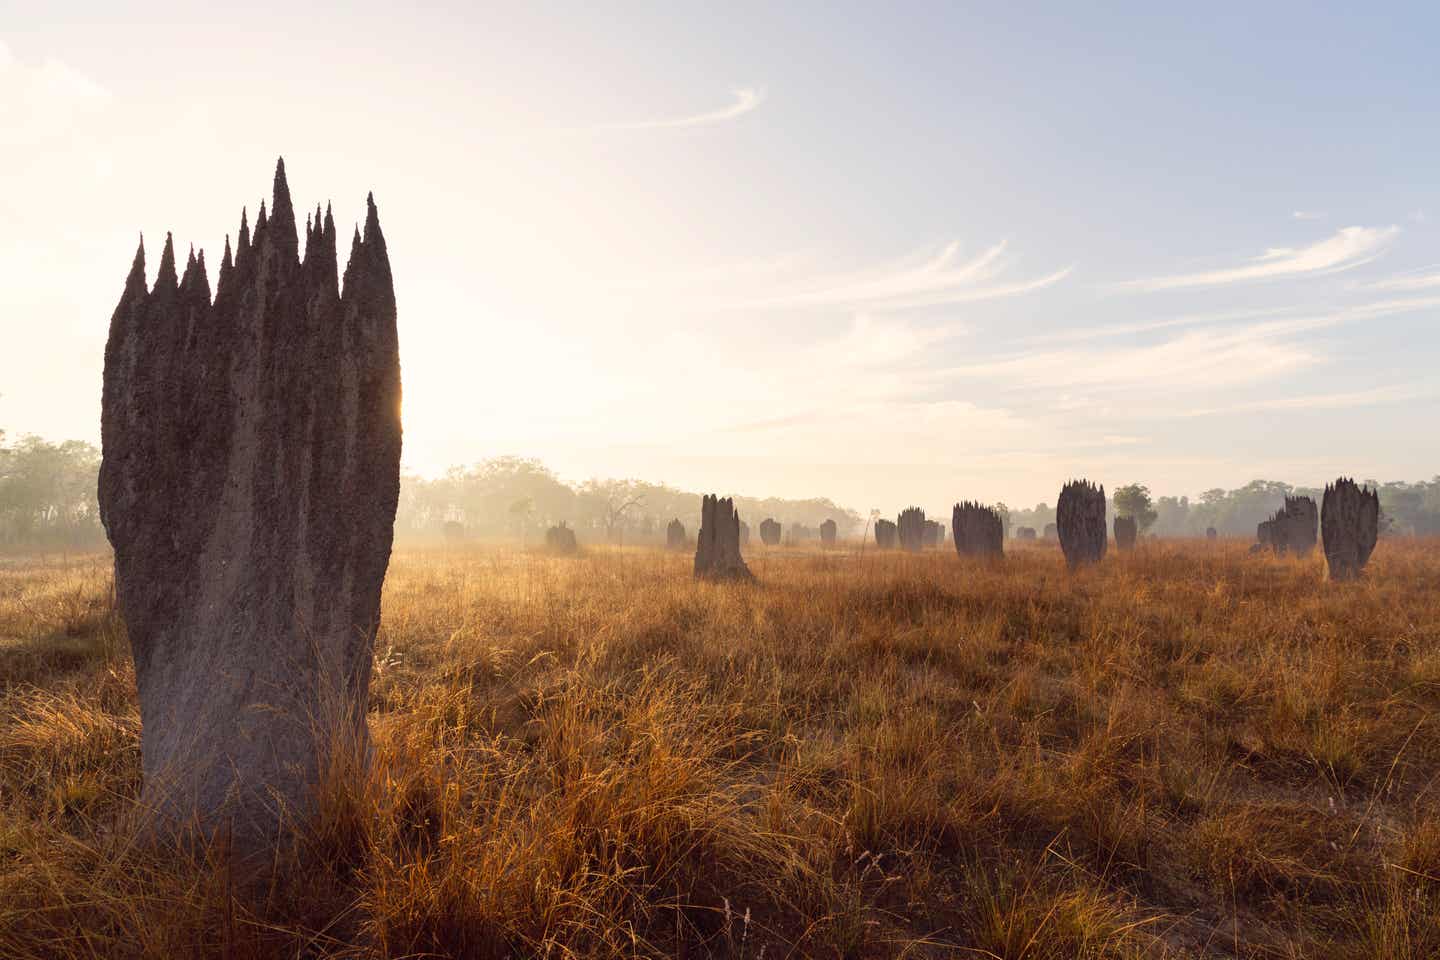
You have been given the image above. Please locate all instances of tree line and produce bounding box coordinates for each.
[395,455,862,544]
[3,430,1437,549]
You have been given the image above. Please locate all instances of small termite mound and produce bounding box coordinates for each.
[897,507,926,552]
[545,522,578,554]
[1114,515,1137,552]
[694,495,752,580]
[953,501,1003,559]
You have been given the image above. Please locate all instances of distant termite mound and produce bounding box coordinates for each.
[1043,523,1058,541]
[874,518,898,549]
[1322,478,1379,581]
[897,507,926,552]
[694,495,752,580]
[1114,515,1137,552]
[1273,495,1318,557]
[1015,526,1037,541]
[952,501,1003,559]
[442,520,466,543]
[666,518,686,551]
[922,520,942,548]
[738,519,750,547]
[1057,480,1106,568]
[545,522,578,553]
[1257,519,1277,553]
[788,522,816,544]
[1206,527,1218,541]
[759,518,782,546]
[820,518,837,546]
[98,159,401,853]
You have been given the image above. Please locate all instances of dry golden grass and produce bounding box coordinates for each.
[2,539,1439,958]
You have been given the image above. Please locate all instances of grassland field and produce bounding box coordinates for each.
[2,538,1438,958]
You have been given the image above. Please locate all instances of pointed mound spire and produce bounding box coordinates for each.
[257,200,268,232]
[125,234,147,293]
[235,207,251,266]
[363,192,383,245]
[301,201,337,293]
[179,247,212,311]
[354,191,390,286]
[179,244,199,292]
[268,157,298,261]
[216,235,234,298]
[323,202,334,238]
[153,232,179,294]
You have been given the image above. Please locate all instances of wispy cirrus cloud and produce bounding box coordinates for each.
[732,239,1073,311]
[593,86,765,131]
[1173,381,1437,418]
[1293,210,1325,221]
[1115,225,1399,293]
[947,315,1340,392]
[942,291,1440,405]
[1026,305,1297,346]
[1365,265,1440,293]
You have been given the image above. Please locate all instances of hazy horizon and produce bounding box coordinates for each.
[4,4,1439,516]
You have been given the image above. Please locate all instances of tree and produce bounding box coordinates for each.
[0,434,104,547]
[577,478,647,542]
[993,501,1012,538]
[1113,483,1159,533]
[508,496,535,543]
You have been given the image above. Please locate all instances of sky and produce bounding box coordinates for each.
[2,2,1438,517]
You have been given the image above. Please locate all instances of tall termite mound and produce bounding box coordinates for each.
[98,159,402,850]
[1113,515,1137,551]
[1057,480,1106,568]
[666,518,686,550]
[874,518,897,549]
[1322,478,1379,581]
[759,518,782,546]
[819,518,837,546]
[1016,526,1037,541]
[952,501,1003,559]
[897,507,926,552]
[694,495,752,580]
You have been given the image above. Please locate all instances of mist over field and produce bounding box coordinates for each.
[4,5,1440,959]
